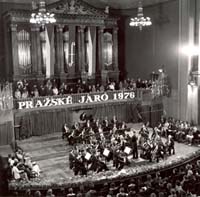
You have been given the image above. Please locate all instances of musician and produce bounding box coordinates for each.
[112,123,118,135]
[102,116,110,130]
[141,140,153,162]
[92,118,100,133]
[73,149,87,176]
[153,138,165,162]
[98,124,106,143]
[131,130,138,159]
[111,115,118,127]
[162,120,170,137]
[166,135,175,155]
[96,155,109,173]
[114,149,126,170]
[79,112,87,127]
[87,151,98,172]
[82,127,95,144]
[69,148,77,169]
[68,122,81,145]
[62,123,71,140]
[120,121,127,130]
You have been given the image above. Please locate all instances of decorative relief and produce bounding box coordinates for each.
[49,0,107,16]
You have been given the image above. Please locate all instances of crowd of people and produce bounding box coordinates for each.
[61,113,176,176]
[157,117,200,146]
[13,78,153,99]
[7,148,41,182]
[11,157,200,197]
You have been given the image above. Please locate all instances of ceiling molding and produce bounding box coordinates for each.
[0,0,175,9]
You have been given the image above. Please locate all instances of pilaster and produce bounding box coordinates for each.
[10,24,19,79]
[98,26,104,72]
[56,25,65,77]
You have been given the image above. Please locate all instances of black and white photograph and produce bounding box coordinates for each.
[0,0,200,196]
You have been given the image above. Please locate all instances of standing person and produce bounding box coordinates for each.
[131,130,138,159]
[166,135,175,155]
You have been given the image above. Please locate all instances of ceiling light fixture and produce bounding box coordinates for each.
[30,0,56,26]
[129,1,152,30]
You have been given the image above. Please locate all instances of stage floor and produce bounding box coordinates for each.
[5,123,200,190]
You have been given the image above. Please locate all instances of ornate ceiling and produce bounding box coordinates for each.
[0,0,173,9]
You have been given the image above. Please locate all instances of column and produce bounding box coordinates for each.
[77,26,85,73]
[178,0,197,123]
[56,25,65,75]
[77,26,82,73]
[35,26,42,76]
[30,26,38,74]
[10,24,19,79]
[97,26,104,71]
[80,26,86,73]
[112,27,119,71]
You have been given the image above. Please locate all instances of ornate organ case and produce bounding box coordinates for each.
[3,0,119,84]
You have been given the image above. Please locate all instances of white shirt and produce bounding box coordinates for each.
[32,164,41,176]
[12,166,21,180]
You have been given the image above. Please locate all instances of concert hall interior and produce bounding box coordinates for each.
[0,0,200,197]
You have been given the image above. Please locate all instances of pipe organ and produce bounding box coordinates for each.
[3,0,119,84]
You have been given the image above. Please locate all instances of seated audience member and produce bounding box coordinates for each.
[99,84,105,92]
[67,188,76,197]
[91,85,96,92]
[15,149,24,162]
[39,85,46,96]
[8,154,15,167]
[17,80,23,90]
[52,85,59,95]
[136,78,142,88]
[14,88,21,99]
[32,162,41,177]
[116,187,128,197]
[108,82,115,91]
[34,190,42,197]
[46,188,55,197]
[12,162,28,181]
[25,189,32,197]
[95,83,100,92]
[186,127,195,145]
[32,86,39,97]
[45,85,53,96]
[63,84,69,94]
[21,87,29,98]
[192,126,200,144]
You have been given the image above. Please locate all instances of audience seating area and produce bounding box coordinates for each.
[13,78,155,99]
[8,154,200,197]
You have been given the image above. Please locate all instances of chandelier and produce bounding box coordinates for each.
[129,1,152,30]
[30,0,56,25]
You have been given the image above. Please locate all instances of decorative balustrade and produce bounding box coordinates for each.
[13,89,154,110]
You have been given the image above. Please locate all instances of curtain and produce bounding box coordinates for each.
[150,103,164,127]
[14,101,163,138]
[0,121,14,146]
[92,102,140,123]
[15,108,71,138]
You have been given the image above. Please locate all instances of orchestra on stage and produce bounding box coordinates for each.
[62,113,176,176]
